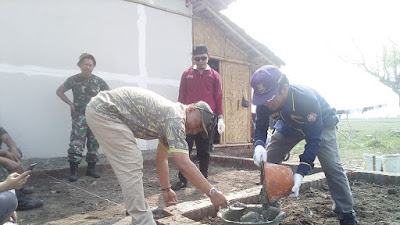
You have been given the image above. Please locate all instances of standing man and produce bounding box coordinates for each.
[56,53,110,182]
[172,45,225,191]
[251,65,357,225]
[85,87,228,225]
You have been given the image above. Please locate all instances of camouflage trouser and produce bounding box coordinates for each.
[68,112,99,164]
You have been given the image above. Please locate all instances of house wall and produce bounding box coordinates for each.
[193,14,252,144]
[0,0,193,158]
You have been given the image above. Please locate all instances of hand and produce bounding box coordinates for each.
[209,190,228,208]
[162,188,178,206]
[4,172,30,190]
[253,145,267,167]
[289,173,304,197]
[6,160,24,174]
[217,118,225,134]
[70,104,76,116]
[6,149,20,162]
[266,134,271,146]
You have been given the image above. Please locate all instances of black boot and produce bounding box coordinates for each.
[69,162,79,182]
[86,163,100,178]
[16,190,43,211]
[171,181,187,191]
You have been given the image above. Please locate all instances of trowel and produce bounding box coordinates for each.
[260,162,282,221]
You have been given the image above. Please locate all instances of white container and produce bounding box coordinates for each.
[363,154,383,171]
[382,154,400,173]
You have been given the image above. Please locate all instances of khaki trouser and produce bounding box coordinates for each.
[85,107,156,225]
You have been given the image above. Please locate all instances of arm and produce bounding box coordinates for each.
[254,105,270,147]
[214,72,225,133]
[297,104,323,176]
[56,84,75,114]
[213,71,223,116]
[177,73,186,103]
[0,172,30,192]
[100,79,111,91]
[156,145,178,206]
[0,157,24,174]
[0,132,19,162]
[171,152,227,207]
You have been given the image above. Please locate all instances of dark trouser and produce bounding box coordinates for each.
[67,112,99,164]
[178,133,211,183]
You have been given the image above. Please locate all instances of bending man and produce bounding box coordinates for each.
[86,87,227,225]
[251,65,357,225]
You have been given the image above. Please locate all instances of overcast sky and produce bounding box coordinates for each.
[222,0,400,117]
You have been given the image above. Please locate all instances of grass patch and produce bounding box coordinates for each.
[289,118,400,163]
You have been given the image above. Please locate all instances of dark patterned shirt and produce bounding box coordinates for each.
[87,87,188,154]
[63,73,109,113]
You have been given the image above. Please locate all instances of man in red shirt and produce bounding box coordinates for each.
[172,45,225,191]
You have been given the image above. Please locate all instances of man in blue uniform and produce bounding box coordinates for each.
[251,65,357,225]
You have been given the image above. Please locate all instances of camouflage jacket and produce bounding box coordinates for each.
[64,73,109,113]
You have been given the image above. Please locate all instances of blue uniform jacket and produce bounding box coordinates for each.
[254,85,339,175]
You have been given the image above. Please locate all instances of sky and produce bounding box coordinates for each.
[222,0,400,117]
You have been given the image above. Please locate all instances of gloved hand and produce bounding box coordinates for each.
[289,173,304,197]
[217,118,225,134]
[253,145,267,167]
[266,134,271,146]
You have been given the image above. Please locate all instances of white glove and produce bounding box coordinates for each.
[217,118,225,134]
[266,134,271,146]
[253,145,267,167]
[289,173,304,197]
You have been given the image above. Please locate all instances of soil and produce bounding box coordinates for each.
[16,150,400,225]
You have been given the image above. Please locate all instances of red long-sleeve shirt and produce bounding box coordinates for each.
[178,65,223,115]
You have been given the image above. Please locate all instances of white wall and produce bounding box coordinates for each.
[0,0,193,158]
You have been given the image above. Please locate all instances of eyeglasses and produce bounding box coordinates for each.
[194,56,208,62]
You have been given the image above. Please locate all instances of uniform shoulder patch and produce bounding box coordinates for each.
[307,112,317,122]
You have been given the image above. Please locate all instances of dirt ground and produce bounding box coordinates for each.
[16,150,399,225]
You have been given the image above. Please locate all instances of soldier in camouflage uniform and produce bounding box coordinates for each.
[56,53,110,182]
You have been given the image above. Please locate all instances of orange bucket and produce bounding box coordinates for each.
[263,163,294,204]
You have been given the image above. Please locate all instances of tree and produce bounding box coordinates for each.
[349,42,400,107]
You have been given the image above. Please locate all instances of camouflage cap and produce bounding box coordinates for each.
[77,53,96,66]
[194,101,217,138]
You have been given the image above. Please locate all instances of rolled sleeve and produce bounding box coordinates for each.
[160,121,189,154]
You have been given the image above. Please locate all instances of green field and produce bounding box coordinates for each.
[290,118,400,167]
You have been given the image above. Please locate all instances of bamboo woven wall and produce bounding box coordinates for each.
[193,16,225,57]
[193,14,252,144]
[221,61,251,143]
[225,40,248,62]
